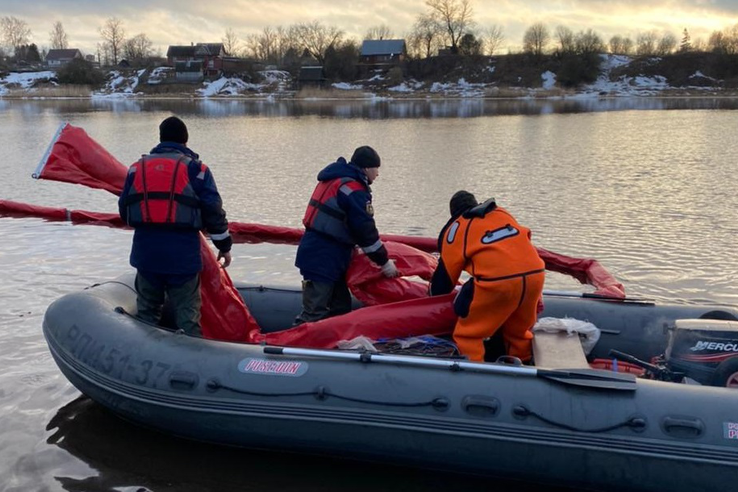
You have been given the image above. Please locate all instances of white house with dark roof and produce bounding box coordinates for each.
[46,49,83,68]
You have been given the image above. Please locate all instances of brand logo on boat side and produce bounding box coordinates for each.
[690,341,738,352]
[725,422,738,440]
[238,358,308,377]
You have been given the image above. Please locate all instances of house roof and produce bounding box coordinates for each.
[360,39,406,56]
[167,45,197,58]
[195,43,225,56]
[46,49,82,61]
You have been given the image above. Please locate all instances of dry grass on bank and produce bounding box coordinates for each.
[483,86,574,98]
[295,87,368,99]
[2,85,94,98]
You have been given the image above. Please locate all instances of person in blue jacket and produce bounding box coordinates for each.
[295,146,399,323]
[118,116,232,336]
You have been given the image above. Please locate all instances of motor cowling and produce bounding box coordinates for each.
[666,319,738,387]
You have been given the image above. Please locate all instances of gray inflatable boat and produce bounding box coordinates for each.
[43,274,738,492]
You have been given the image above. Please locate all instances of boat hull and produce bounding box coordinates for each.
[43,276,738,492]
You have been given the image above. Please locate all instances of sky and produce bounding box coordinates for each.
[2,0,738,55]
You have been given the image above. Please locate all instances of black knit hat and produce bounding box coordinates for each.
[159,116,188,144]
[449,190,478,217]
[350,146,381,168]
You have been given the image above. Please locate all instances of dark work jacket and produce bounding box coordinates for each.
[295,158,388,283]
[118,142,231,276]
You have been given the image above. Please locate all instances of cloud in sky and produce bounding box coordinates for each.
[1,0,737,55]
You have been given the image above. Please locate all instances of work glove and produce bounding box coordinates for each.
[380,259,400,278]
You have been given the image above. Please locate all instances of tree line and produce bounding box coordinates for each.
[3,0,738,71]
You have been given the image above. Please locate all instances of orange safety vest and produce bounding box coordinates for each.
[122,154,202,229]
[442,201,544,281]
[302,177,364,244]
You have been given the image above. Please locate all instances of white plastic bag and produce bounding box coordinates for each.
[532,317,601,355]
[337,335,378,352]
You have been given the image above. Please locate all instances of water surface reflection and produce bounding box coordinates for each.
[46,396,580,492]
[4,96,738,119]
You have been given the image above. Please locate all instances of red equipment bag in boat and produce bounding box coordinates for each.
[33,123,259,342]
[260,293,458,348]
[346,241,438,305]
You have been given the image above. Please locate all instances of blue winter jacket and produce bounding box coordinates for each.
[118,142,231,277]
[295,158,389,283]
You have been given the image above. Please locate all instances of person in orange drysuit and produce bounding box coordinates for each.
[429,191,545,362]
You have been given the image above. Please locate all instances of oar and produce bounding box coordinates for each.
[543,289,655,304]
[263,346,637,391]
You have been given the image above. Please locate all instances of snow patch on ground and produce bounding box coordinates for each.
[198,77,261,96]
[93,70,142,96]
[332,82,363,90]
[0,71,56,95]
[601,54,632,71]
[541,71,556,89]
[430,78,486,97]
[147,66,172,85]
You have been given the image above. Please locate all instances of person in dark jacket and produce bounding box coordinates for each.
[295,146,399,323]
[118,116,232,336]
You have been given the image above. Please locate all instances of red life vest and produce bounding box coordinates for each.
[123,154,202,229]
[302,177,364,244]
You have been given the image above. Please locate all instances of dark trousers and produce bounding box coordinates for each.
[295,279,352,324]
[135,272,202,336]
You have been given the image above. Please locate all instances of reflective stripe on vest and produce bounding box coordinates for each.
[302,177,362,244]
[123,155,202,229]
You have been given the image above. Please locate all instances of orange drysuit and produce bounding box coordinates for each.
[430,199,545,362]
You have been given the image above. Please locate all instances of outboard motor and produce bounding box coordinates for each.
[665,319,738,387]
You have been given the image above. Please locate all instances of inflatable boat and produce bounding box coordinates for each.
[43,274,738,492]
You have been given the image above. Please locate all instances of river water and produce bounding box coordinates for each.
[1,97,737,491]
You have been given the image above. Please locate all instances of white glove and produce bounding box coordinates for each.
[380,259,400,278]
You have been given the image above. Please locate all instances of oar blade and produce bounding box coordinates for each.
[538,368,638,391]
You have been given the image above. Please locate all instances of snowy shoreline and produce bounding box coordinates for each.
[1,55,736,101]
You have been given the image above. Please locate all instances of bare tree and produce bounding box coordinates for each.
[575,29,604,55]
[222,28,241,56]
[691,37,705,52]
[407,14,444,58]
[622,37,634,55]
[124,33,154,63]
[275,26,298,63]
[49,21,68,50]
[96,42,108,66]
[636,31,658,56]
[246,26,278,62]
[522,22,549,56]
[483,25,504,55]
[289,21,343,64]
[1,16,32,54]
[365,25,394,40]
[656,32,677,55]
[555,25,576,54]
[246,25,300,64]
[99,17,126,65]
[609,35,624,54]
[708,24,738,54]
[425,0,474,51]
